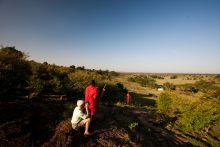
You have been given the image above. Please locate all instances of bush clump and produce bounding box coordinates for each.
[178,84,199,93]
[170,75,178,79]
[163,82,176,90]
[156,93,173,113]
[174,99,220,131]
[128,75,156,88]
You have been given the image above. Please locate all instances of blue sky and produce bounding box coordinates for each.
[0,0,220,73]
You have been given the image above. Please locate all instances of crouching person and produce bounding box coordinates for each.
[71,100,92,136]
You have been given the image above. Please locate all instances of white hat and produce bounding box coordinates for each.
[77,100,84,106]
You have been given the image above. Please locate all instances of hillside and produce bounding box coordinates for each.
[0,102,193,147]
[0,47,220,146]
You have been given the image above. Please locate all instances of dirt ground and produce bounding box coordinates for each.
[0,102,193,147]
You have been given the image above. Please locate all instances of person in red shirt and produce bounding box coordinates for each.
[85,80,98,120]
[126,92,131,105]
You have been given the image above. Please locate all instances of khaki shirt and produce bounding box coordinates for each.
[71,106,87,124]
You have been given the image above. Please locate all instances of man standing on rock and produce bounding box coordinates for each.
[85,80,99,121]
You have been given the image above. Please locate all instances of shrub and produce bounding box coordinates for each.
[170,75,178,79]
[157,93,173,113]
[195,80,220,99]
[128,122,139,131]
[150,75,164,79]
[28,79,45,94]
[178,84,199,93]
[174,100,220,131]
[195,80,214,93]
[127,75,156,88]
[100,83,126,103]
[163,82,176,90]
[116,82,127,93]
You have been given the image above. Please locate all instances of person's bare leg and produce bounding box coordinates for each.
[84,118,91,135]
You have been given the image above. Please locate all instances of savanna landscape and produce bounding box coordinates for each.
[1,47,220,146]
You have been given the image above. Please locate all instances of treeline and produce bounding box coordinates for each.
[0,46,125,102]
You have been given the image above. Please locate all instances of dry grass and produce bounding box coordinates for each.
[113,73,209,105]
[113,74,155,94]
[111,73,219,110]
[113,73,206,94]
[170,91,202,104]
[156,76,197,85]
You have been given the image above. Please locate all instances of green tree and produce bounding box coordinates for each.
[0,46,31,99]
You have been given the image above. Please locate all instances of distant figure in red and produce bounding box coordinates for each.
[126,92,131,105]
[85,80,98,120]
